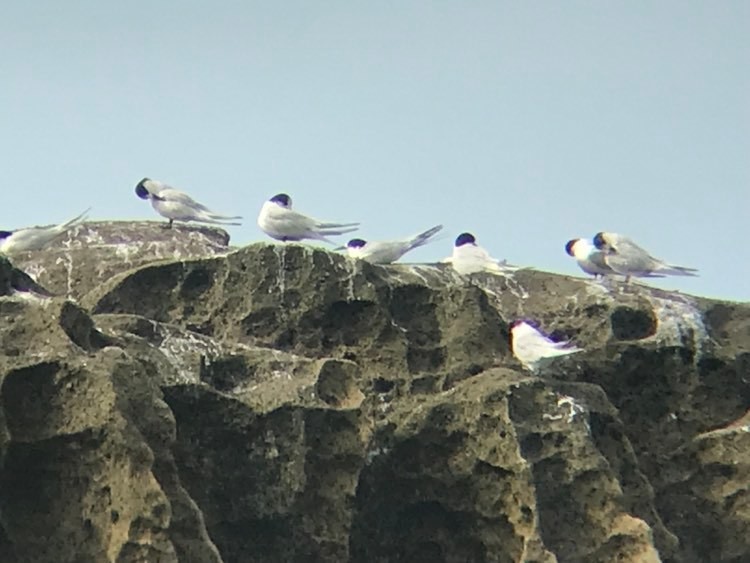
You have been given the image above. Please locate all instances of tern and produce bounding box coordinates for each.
[257,193,359,243]
[0,209,89,256]
[565,238,615,278]
[340,224,443,264]
[135,178,242,228]
[444,232,520,275]
[593,232,698,282]
[510,320,583,374]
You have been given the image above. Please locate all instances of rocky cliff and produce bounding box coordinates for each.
[0,221,748,563]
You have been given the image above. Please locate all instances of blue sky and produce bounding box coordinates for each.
[2,2,748,300]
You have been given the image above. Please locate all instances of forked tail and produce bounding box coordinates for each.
[407,224,444,250]
[206,211,243,221]
[60,208,92,229]
[199,217,243,226]
[660,264,699,277]
[315,222,360,236]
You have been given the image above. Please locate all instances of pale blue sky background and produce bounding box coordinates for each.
[2,2,748,300]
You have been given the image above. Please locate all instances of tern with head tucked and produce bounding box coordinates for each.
[510,320,583,374]
[593,232,698,282]
[257,193,359,243]
[341,224,443,264]
[0,209,89,256]
[135,178,242,228]
[445,232,520,275]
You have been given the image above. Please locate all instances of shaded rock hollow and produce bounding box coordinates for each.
[0,223,748,562]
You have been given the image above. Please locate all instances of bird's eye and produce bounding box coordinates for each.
[455,232,476,246]
[564,239,577,256]
[270,193,291,207]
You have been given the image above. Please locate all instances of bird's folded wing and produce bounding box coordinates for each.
[162,190,211,211]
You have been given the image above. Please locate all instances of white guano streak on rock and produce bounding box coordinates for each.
[272,244,286,294]
[648,293,709,359]
[158,327,224,385]
[503,275,530,300]
[113,243,141,263]
[399,264,434,286]
[582,278,614,298]
[542,393,590,434]
[3,291,51,305]
[78,228,108,246]
[53,252,75,299]
[344,259,358,302]
[330,252,358,301]
[19,262,46,282]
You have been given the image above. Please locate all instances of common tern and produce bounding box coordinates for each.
[593,232,698,282]
[510,320,583,374]
[0,209,89,256]
[135,178,242,228]
[565,238,615,278]
[257,193,359,243]
[340,224,443,264]
[445,232,520,275]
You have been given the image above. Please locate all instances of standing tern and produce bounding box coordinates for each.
[0,209,90,256]
[593,232,698,282]
[565,238,615,278]
[445,232,520,275]
[135,178,242,228]
[341,224,443,264]
[257,193,359,243]
[510,320,583,374]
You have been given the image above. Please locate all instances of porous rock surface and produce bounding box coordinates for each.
[0,223,748,563]
[8,221,231,301]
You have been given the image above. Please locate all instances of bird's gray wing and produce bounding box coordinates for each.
[588,251,613,272]
[160,189,212,212]
[607,239,660,274]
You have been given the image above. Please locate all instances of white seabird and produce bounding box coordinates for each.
[257,193,359,243]
[593,232,698,282]
[341,224,443,264]
[0,209,90,256]
[135,178,242,228]
[510,320,583,374]
[444,232,520,275]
